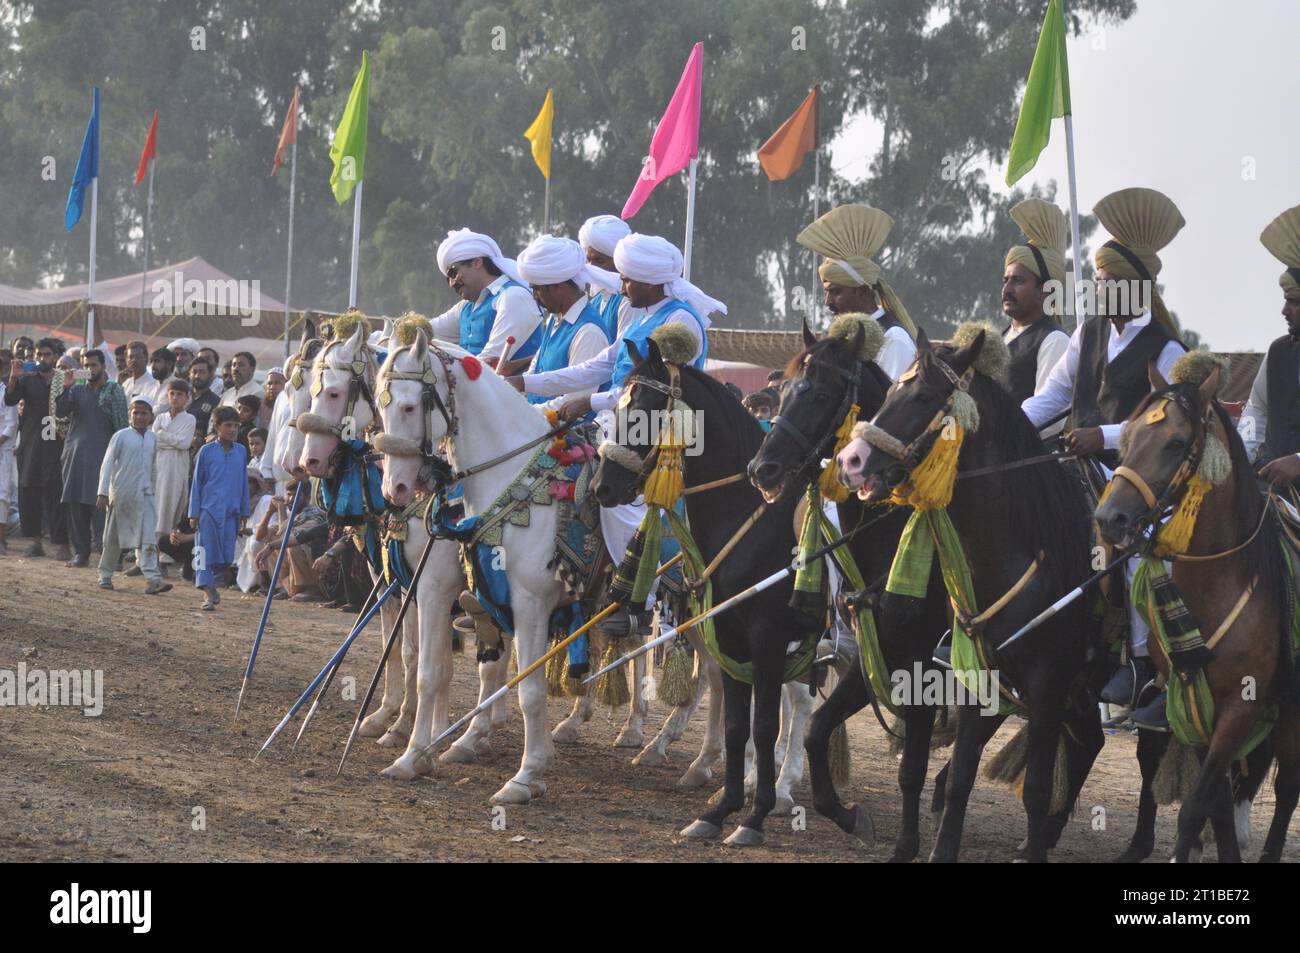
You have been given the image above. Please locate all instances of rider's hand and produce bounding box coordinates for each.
[558,395,592,422]
[1064,426,1104,456]
[1260,454,1300,487]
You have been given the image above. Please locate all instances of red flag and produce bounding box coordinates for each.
[272,87,299,176]
[134,109,158,185]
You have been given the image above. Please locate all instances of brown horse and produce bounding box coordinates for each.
[1095,360,1300,862]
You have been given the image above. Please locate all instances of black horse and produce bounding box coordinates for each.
[748,323,950,861]
[590,339,817,846]
[840,328,1105,861]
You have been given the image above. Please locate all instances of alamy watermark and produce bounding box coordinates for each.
[611,407,704,457]
[150,270,261,326]
[890,661,1001,716]
[0,663,103,716]
[1041,275,1153,319]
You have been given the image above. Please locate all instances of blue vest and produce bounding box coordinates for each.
[458,278,543,360]
[609,298,708,390]
[591,290,625,341]
[526,299,611,406]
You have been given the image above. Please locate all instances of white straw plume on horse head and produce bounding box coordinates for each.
[825,312,886,363]
[949,320,1010,385]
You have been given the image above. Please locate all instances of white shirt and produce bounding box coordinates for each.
[430,275,543,362]
[126,373,165,409]
[0,382,17,449]
[1005,320,1071,395]
[527,297,612,413]
[522,297,705,413]
[219,378,261,409]
[871,308,917,381]
[1022,312,1184,449]
[1237,348,1300,463]
[260,389,293,485]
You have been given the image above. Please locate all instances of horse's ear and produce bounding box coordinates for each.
[915,326,932,353]
[346,321,367,355]
[412,330,429,362]
[381,316,395,344]
[1198,366,1222,403]
[1148,359,1169,392]
[802,318,817,350]
[298,319,311,354]
[645,337,663,367]
[949,329,986,376]
[625,339,645,367]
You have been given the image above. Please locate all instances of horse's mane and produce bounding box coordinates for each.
[1130,384,1283,611]
[675,362,768,462]
[788,335,892,415]
[937,345,1092,594]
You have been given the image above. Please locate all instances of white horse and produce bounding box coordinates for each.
[294,324,430,747]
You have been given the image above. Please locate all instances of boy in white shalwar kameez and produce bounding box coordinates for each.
[97,399,172,594]
[152,379,197,546]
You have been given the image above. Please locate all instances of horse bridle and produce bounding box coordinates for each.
[770,352,865,480]
[618,363,687,484]
[1110,387,1214,528]
[856,354,974,480]
[308,338,383,438]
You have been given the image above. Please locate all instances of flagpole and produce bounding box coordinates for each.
[1064,113,1085,329]
[87,176,98,347]
[348,180,363,309]
[682,157,699,281]
[139,160,153,332]
[284,140,297,361]
[812,146,821,328]
[543,176,550,233]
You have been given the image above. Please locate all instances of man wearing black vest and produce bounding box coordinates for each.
[1002,198,1071,406]
[1240,206,1300,486]
[1023,188,1188,728]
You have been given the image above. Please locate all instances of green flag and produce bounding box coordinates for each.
[1005,0,1071,186]
[330,50,370,204]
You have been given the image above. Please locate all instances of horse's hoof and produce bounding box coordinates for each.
[440,742,477,764]
[357,711,392,739]
[771,796,795,817]
[472,736,493,757]
[850,803,876,848]
[723,826,764,847]
[677,764,712,788]
[632,746,667,767]
[379,757,419,781]
[613,729,644,749]
[551,721,581,744]
[1115,845,1152,863]
[489,779,536,805]
[376,729,407,748]
[680,819,722,840]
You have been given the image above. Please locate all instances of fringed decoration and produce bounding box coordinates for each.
[1153,737,1201,806]
[818,404,860,503]
[891,422,965,511]
[658,639,696,708]
[828,720,851,789]
[546,645,567,698]
[595,643,630,707]
[1154,475,1212,557]
[792,484,825,620]
[643,430,685,510]
[984,721,1070,815]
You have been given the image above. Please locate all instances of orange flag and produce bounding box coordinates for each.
[272,87,299,176]
[757,85,819,181]
[134,109,158,185]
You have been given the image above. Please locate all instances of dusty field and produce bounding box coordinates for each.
[2,549,1297,863]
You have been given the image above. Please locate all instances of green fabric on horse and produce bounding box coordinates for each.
[793,484,827,618]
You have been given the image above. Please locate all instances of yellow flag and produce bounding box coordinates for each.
[523,89,554,180]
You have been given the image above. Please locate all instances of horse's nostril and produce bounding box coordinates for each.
[844,454,861,470]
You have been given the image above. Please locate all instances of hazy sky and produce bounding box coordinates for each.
[833,0,1299,352]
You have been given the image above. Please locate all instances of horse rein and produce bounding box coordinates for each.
[855,355,974,478]
[769,352,865,480]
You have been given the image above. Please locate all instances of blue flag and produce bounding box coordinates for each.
[65,86,100,231]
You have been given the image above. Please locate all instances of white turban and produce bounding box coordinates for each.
[613,234,727,318]
[436,228,527,287]
[168,337,200,356]
[517,235,620,295]
[578,214,631,258]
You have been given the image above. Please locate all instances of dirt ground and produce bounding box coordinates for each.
[2,550,1297,864]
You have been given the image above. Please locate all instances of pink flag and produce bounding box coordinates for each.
[621,42,703,220]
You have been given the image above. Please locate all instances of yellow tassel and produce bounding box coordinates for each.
[657,640,696,708]
[546,646,566,698]
[1154,475,1211,557]
[819,404,860,503]
[643,429,685,509]
[890,423,965,511]
[595,643,631,707]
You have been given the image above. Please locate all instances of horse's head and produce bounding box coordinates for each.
[375,330,451,506]
[591,338,678,507]
[749,318,876,503]
[837,327,984,502]
[1095,360,1224,548]
[298,324,377,478]
[276,335,323,482]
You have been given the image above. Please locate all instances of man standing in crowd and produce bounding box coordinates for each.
[198,347,224,397]
[97,398,172,594]
[122,340,153,404]
[217,351,259,414]
[187,358,220,445]
[56,349,128,567]
[258,367,286,429]
[189,406,249,610]
[153,378,196,556]
[4,337,70,559]
[0,349,16,554]
[167,338,200,379]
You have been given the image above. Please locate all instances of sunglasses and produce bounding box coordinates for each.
[446,259,479,281]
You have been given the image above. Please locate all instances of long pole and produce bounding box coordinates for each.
[682,156,698,281]
[347,179,363,309]
[543,176,550,234]
[86,176,98,347]
[139,160,153,332]
[1064,114,1084,330]
[284,140,297,362]
[812,146,821,328]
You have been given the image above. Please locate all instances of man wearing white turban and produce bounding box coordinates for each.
[515,235,614,412]
[167,338,200,377]
[430,228,544,368]
[579,214,633,339]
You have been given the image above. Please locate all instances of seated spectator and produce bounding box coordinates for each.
[251,482,329,601]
